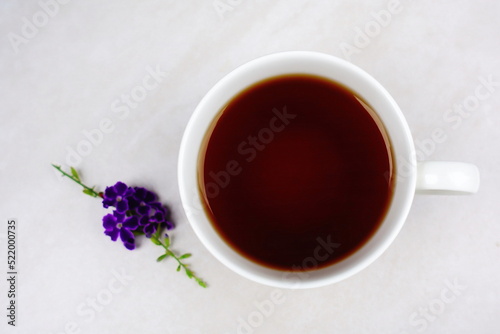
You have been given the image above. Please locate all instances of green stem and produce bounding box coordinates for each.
[157,238,207,288]
[52,164,102,198]
[53,164,206,287]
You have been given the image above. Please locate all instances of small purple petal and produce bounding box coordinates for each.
[164,220,174,230]
[150,203,166,220]
[150,202,162,209]
[116,200,129,213]
[153,211,165,222]
[133,187,144,197]
[114,182,128,195]
[137,205,150,216]
[134,187,147,199]
[123,216,139,230]
[119,228,135,245]
[133,187,156,203]
[144,191,156,203]
[123,241,135,250]
[139,215,150,226]
[127,198,139,210]
[105,228,119,241]
[102,214,117,230]
[102,198,114,209]
[124,187,135,197]
[143,224,157,238]
[113,211,126,222]
[104,186,117,199]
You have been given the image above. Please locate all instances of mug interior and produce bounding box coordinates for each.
[178,51,416,288]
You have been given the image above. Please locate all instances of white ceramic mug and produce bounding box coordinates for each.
[178,51,480,289]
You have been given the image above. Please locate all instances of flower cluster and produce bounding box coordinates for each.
[102,182,174,250]
[52,164,206,287]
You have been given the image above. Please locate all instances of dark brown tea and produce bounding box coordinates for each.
[199,74,394,271]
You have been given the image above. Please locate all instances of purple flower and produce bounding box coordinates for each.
[102,182,174,247]
[138,202,173,237]
[103,212,139,250]
[102,182,135,213]
[128,187,174,237]
[129,187,157,215]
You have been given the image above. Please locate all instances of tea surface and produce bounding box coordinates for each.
[199,74,394,271]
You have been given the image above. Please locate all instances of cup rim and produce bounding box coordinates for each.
[178,51,416,289]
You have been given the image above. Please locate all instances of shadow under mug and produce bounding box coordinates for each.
[178,51,480,289]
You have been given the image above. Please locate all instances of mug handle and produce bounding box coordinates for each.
[416,161,480,195]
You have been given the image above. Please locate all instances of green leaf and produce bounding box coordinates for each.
[185,269,193,278]
[197,279,207,288]
[70,167,80,181]
[176,265,181,272]
[179,253,191,260]
[157,254,169,262]
[150,236,161,246]
[164,236,170,248]
[83,188,96,197]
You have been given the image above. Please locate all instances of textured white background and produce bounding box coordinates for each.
[1,1,499,333]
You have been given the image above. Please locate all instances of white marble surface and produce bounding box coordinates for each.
[1,1,499,333]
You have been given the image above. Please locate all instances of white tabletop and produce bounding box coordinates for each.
[1,1,499,333]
